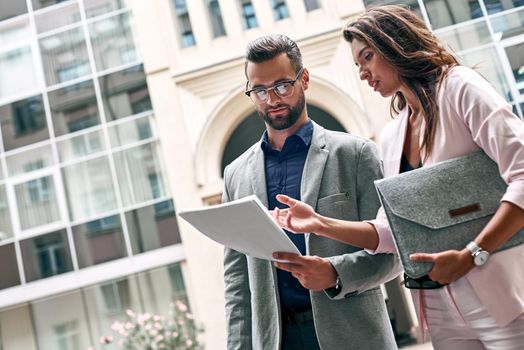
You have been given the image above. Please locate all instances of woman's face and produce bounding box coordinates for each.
[350,38,402,98]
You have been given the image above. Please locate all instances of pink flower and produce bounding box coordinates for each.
[175,301,188,312]
[99,335,113,344]
[126,309,135,318]
[111,321,123,332]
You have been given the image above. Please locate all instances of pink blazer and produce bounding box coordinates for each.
[369,66,524,327]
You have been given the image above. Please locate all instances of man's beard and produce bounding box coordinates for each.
[257,91,306,130]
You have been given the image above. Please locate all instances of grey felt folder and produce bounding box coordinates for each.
[374,151,524,278]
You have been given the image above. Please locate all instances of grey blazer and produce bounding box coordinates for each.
[223,122,401,350]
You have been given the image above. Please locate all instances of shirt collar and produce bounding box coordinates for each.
[261,119,313,152]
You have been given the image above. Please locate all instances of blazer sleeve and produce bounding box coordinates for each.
[222,166,253,350]
[326,141,401,299]
[449,68,524,209]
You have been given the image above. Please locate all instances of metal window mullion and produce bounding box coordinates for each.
[59,134,157,169]
[66,194,172,227]
[6,175,26,283]
[478,0,497,37]
[494,40,524,109]
[488,5,524,20]
[417,0,432,31]
[84,7,130,25]
[36,22,84,40]
[78,0,134,258]
[31,0,78,16]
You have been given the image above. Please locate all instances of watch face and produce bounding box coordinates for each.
[474,251,489,266]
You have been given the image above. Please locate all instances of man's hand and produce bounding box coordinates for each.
[272,252,338,291]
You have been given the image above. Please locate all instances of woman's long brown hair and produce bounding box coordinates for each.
[343,5,459,158]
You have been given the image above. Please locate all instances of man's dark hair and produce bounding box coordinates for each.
[244,34,303,77]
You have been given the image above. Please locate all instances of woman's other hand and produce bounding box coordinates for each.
[410,249,474,284]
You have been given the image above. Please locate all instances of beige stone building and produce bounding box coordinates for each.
[0,0,522,348]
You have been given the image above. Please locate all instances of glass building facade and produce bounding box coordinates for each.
[364,0,524,118]
[0,1,186,349]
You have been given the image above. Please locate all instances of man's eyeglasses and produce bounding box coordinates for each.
[245,68,304,103]
[401,273,447,290]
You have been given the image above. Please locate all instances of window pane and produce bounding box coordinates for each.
[39,27,91,86]
[113,143,168,207]
[15,175,60,230]
[99,64,152,121]
[72,215,127,268]
[240,0,258,29]
[490,7,524,39]
[84,0,127,18]
[62,156,117,221]
[31,290,91,350]
[272,0,289,20]
[461,46,513,101]
[364,0,423,18]
[21,230,73,281]
[485,0,524,14]
[82,276,141,348]
[32,0,76,11]
[108,115,153,148]
[0,1,28,21]
[0,46,39,100]
[436,20,491,52]
[424,0,481,29]
[6,144,54,176]
[49,80,100,137]
[207,0,226,37]
[138,263,188,315]
[34,2,81,34]
[125,200,181,254]
[505,42,524,95]
[0,244,20,290]
[173,0,196,47]
[0,185,13,240]
[57,129,106,162]
[89,12,138,71]
[304,0,320,11]
[0,95,49,151]
[0,19,31,48]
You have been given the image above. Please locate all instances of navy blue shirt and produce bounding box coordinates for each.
[261,120,313,314]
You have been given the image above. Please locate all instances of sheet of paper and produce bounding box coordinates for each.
[177,195,301,261]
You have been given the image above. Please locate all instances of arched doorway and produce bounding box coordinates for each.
[220,104,346,174]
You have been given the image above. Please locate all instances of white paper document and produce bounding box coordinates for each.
[177,195,301,260]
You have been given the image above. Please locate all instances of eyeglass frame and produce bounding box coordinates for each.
[244,68,305,103]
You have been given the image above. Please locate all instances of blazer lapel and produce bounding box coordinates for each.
[248,143,269,207]
[301,122,329,210]
[388,109,409,176]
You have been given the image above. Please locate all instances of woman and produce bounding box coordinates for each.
[273,5,524,349]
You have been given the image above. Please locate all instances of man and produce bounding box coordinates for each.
[223,34,400,350]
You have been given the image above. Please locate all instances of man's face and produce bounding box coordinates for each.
[246,53,307,130]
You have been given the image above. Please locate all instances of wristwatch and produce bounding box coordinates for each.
[466,241,490,266]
